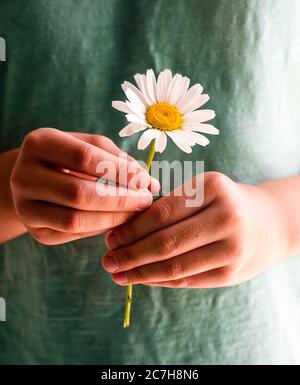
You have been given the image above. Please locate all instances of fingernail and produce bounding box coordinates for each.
[139,189,152,209]
[105,231,121,250]
[103,255,119,273]
[136,170,150,190]
[127,155,137,163]
[113,272,128,285]
[150,177,161,194]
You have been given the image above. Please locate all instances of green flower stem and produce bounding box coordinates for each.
[123,284,132,328]
[123,139,156,328]
[145,139,156,172]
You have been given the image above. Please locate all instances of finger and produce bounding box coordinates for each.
[142,268,233,289]
[28,227,101,246]
[21,164,153,211]
[18,200,136,233]
[24,128,152,189]
[110,241,231,285]
[69,132,133,159]
[102,203,226,273]
[28,226,104,246]
[105,172,221,249]
[69,133,160,193]
[59,134,134,182]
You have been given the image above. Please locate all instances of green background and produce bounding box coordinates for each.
[0,0,300,364]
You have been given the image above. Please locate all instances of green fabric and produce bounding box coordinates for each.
[1,0,300,364]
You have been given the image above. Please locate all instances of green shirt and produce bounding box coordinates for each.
[1,0,300,364]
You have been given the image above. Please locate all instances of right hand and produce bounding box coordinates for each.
[10,128,159,245]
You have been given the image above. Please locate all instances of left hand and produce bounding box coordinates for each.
[102,172,289,288]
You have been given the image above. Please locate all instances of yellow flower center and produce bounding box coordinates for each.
[145,102,183,131]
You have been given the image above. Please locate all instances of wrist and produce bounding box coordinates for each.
[239,182,290,260]
[255,183,292,258]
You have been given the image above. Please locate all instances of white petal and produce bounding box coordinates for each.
[164,69,173,88]
[156,70,166,102]
[146,69,157,104]
[157,69,173,102]
[166,130,193,153]
[122,81,148,106]
[181,130,210,147]
[165,74,182,104]
[119,123,147,137]
[133,74,143,92]
[126,101,145,119]
[123,88,146,119]
[170,76,190,106]
[134,74,153,106]
[137,129,161,150]
[176,131,197,147]
[126,113,148,126]
[112,101,133,114]
[155,132,167,153]
[184,109,216,123]
[184,94,210,114]
[124,88,146,112]
[177,84,203,106]
[177,84,204,114]
[182,123,219,135]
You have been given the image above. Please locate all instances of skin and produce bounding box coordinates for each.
[0,128,160,245]
[1,129,300,289]
[103,172,300,288]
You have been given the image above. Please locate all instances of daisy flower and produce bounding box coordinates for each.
[112,69,219,154]
[112,69,219,329]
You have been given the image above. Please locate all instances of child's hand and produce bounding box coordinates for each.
[103,172,290,288]
[10,128,159,245]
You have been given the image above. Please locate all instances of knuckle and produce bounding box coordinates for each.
[67,181,88,208]
[64,212,84,233]
[74,145,94,168]
[30,228,52,245]
[10,170,32,196]
[155,233,178,256]
[22,131,39,153]
[9,170,18,188]
[219,202,243,229]
[122,249,138,269]
[130,268,144,283]
[151,200,172,225]
[166,258,185,280]
[10,170,24,191]
[22,128,51,152]
[219,266,237,286]
[120,220,137,242]
[227,239,244,260]
[97,135,114,148]
[229,241,243,259]
[228,207,243,227]
[207,172,233,198]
